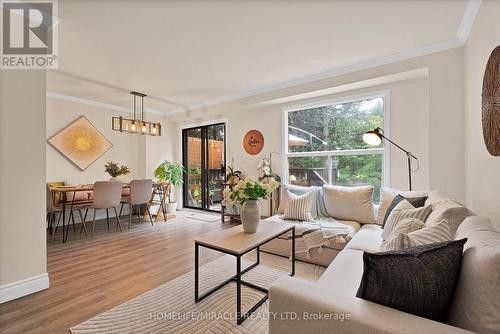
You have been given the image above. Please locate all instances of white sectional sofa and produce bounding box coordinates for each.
[267,187,500,334]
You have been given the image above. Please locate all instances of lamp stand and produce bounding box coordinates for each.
[407,152,412,191]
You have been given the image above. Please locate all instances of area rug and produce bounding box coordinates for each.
[70,252,324,334]
[186,213,221,223]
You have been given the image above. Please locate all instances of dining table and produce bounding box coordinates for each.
[50,182,169,243]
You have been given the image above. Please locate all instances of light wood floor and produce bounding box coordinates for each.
[0,210,238,334]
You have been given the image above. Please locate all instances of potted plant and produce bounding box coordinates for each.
[104,161,130,180]
[154,161,185,214]
[223,176,279,233]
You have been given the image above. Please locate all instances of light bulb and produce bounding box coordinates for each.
[362,132,382,146]
[142,123,146,133]
[130,121,136,131]
[152,125,157,134]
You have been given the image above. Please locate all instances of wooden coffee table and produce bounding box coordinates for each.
[194,220,295,325]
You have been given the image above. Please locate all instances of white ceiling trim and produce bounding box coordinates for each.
[254,68,429,107]
[167,0,481,115]
[456,0,481,43]
[46,91,166,116]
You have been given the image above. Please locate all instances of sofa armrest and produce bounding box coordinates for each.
[269,277,475,334]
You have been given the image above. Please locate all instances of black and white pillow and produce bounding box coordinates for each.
[382,194,428,227]
[357,238,468,321]
[282,191,314,221]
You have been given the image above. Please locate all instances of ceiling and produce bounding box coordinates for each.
[48,0,472,114]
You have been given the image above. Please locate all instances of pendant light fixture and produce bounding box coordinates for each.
[112,91,161,136]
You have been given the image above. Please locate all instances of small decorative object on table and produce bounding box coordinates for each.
[223,176,279,233]
[104,161,130,180]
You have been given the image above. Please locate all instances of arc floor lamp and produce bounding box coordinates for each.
[363,127,418,191]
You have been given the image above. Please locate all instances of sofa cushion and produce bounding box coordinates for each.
[380,219,451,252]
[382,201,432,240]
[277,184,325,218]
[282,191,314,221]
[447,216,500,334]
[344,224,383,253]
[376,187,429,225]
[357,238,467,321]
[425,189,453,208]
[425,201,474,237]
[322,185,375,224]
[318,249,365,295]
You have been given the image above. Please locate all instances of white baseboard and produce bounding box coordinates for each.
[0,273,49,303]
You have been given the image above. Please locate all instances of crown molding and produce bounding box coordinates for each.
[167,0,481,114]
[46,91,166,116]
[456,0,481,43]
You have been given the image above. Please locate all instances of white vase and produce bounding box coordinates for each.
[240,199,260,233]
[166,202,177,214]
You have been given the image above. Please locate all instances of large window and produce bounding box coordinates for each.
[284,93,388,202]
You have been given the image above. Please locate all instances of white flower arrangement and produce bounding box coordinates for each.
[223,176,279,205]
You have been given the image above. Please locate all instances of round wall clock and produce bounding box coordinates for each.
[243,130,264,155]
[482,45,500,156]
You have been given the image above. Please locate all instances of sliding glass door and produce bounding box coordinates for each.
[182,123,226,212]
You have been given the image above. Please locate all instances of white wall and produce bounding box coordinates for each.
[169,48,464,214]
[464,0,500,229]
[0,70,48,302]
[46,97,144,183]
[46,96,173,219]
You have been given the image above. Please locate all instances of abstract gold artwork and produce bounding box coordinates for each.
[48,116,113,171]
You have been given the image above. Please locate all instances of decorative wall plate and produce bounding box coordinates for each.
[482,45,500,156]
[48,116,113,170]
[243,130,264,155]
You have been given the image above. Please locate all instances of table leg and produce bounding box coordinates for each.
[194,242,199,302]
[236,255,242,324]
[291,226,295,276]
[62,193,67,243]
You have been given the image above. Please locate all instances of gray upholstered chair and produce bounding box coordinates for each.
[119,179,154,229]
[82,181,123,238]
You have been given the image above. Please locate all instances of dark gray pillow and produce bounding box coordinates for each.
[382,194,428,227]
[356,238,467,321]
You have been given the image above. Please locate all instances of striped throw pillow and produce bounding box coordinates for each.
[382,200,433,240]
[380,218,425,251]
[283,191,314,221]
[381,219,452,251]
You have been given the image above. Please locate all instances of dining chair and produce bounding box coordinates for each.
[46,183,86,241]
[82,181,123,238]
[119,179,154,229]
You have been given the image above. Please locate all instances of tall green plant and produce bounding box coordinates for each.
[154,161,185,202]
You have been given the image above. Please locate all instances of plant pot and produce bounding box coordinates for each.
[166,202,177,214]
[240,199,260,233]
[109,177,120,181]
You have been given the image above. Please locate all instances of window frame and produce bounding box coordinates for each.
[282,90,391,188]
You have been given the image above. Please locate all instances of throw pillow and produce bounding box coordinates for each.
[381,200,433,240]
[376,187,428,225]
[356,238,468,321]
[382,194,428,227]
[322,185,375,224]
[381,219,451,252]
[282,191,314,221]
[425,201,474,237]
[379,218,425,251]
[277,184,320,218]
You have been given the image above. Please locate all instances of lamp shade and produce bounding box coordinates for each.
[363,129,383,146]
